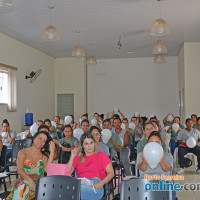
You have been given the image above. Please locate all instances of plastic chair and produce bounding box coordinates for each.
[120,178,173,200]
[35,175,81,200]
[6,139,32,180]
[0,145,7,172]
[185,153,198,169]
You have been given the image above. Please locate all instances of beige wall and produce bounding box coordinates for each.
[55,57,87,122]
[87,57,179,123]
[0,33,55,133]
[183,43,200,118]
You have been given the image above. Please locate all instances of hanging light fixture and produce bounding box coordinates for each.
[0,0,13,11]
[71,31,85,57]
[152,40,167,54]
[72,45,85,57]
[42,5,60,41]
[150,0,170,36]
[154,54,166,64]
[86,56,97,65]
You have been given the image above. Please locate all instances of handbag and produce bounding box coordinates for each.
[47,163,71,176]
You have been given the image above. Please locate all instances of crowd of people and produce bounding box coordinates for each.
[1,111,200,199]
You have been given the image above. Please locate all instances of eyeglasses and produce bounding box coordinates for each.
[92,133,100,136]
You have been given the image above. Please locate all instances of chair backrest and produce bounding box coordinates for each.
[120,178,172,200]
[12,139,32,158]
[35,175,81,200]
[0,145,7,172]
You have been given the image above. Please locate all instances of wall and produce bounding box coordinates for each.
[183,43,200,118]
[87,57,179,124]
[55,57,87,122]
[0,33,55,133]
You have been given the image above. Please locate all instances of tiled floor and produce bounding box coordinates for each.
[1,158,200,200]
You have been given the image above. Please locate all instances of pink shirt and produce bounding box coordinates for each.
[73,152,111,180]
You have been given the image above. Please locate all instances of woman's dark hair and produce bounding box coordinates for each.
[147,131,162,142]
[44,118,51,124]
[113,114,120,119]
[32,131,53,158]
[38,124,50,132]
[141,116,148,124]
[191,114,197,120]
[150,120,160,128]
[81,119,89,127]
[123,118,128,122]
[81,113,88,119]
[197,117,200,122]
[94,112,99,117]
[114,117,121,123]
[2,119,9,126]
[89,126,101,134]
[100,114,104,120]
[64,124,73,131]
[103,118,111,125]
[174,116,181,123]
[54,116,60,120]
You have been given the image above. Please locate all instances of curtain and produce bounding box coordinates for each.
[7,68,17,112]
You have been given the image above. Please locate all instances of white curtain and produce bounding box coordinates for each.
[7,68,17,112]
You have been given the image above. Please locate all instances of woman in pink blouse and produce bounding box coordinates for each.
[68,133,114,200]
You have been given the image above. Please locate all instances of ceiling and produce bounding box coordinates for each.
[0,0,200,59]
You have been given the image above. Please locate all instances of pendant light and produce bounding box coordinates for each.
[42,5,60,41]
[154,54,166,64]
[86,56,97,65]
[72,31,85,57]
[86,43,97,65]
[0,0,13,11]
[152,40,167,54]
[150,0,170,36]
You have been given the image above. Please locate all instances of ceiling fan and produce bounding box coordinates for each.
[25,69,42,83]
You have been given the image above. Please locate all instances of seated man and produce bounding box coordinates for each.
[137,122,168,154]
[102,119,122,158]
[177,118,200,174]
[112,118,132,176]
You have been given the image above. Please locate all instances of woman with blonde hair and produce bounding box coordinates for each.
[67,133,114,200]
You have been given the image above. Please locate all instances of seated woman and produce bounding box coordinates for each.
[38,125,60,161]
[167,116,184,155]
[67,133,114,200]
[137,131,173,178]
[89,126,110,157]
[59,125,78,151]
[6,131,55,200]
[1,119,16,161]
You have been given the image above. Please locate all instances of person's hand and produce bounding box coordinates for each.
[109,137,113,144]
[159,153,165,164]
[93,181,104,190]
[29,179,36,191]
[142,153,148,165]
[71,148,79,158]
[49,141,55,153]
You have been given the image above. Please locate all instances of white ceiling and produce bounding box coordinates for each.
[0,0,200,59]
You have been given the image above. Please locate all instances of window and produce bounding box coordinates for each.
[0,63,17,112]
[0,70,8,104]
